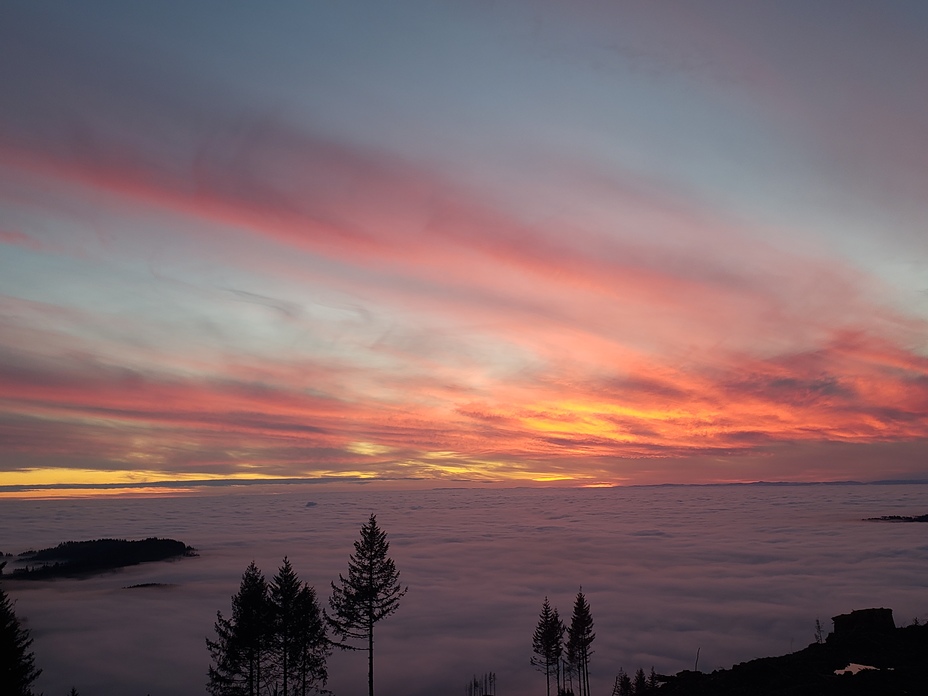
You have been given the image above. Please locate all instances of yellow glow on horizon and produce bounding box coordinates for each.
[313,470,379,479]
[0,467,305,488]
[0,486,198,500]
[0,454,615,500]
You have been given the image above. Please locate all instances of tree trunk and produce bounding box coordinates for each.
[368,619,374,696]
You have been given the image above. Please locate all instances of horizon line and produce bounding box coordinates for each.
[3,476,927,494]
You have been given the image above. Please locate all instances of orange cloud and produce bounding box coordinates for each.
[1,123,927,492]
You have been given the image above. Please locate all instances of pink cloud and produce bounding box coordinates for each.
[1,113,927,484]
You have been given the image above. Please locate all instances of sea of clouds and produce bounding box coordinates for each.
[3,484,928,696]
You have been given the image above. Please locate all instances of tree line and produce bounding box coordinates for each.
[5,516,667,696]
[532,591,658,696]
[208,513,406,696]
[611,667,658,695]
[531,589,595,696]
[207,557,328,695]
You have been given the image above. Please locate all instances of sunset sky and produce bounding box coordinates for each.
[2,1,927,492]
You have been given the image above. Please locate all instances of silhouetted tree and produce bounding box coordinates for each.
[813,618,825,644]
[466,672,496,696]
[328,514,407,696]
[532,597,565,696]
[293,583,329,695]
[612,668,632,696]
[207,561,271,696]
[551,606,565,693]
[269,557,303,696]
[633,668,647,694]
[0,586,41,696]
[562,655,577,696]
[209,560,328,696]
[567,589,594,696]
[647,667,657,691]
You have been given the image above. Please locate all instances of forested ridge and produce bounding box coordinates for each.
[2,538,196,580]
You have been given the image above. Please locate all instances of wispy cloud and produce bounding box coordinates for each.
[1,2,926,486]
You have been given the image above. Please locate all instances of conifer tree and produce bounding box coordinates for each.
[209,560,328,696]
[612,668,632,696]
[207,561,270,696]
[293,583,329,695]
[0,586,41,696]
[328,514,407,696]
[633,668,647,694]
[551,606,565,694]
[562,650,578,696]
[611,670,624,696]
[269,557,303,696]
[567,589,595,696]
[532,597,565,696]
[814,618,825,644]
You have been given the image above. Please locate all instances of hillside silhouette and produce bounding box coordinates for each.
[5,538,196,580]
[657,608,928,695]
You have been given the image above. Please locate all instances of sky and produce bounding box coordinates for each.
[2,1,928,492]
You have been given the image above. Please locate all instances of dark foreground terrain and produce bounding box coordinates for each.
[2,538,196,580]
[658,608,928,695]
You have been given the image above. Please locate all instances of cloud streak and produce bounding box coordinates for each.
[1,2,927,486]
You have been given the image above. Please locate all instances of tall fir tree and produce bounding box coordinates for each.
[551,606,565,694]
[567,589,595,696]
[293,584,329,696]
[633,668,647,694]
[269,557,303,696]
[531,597,565,696]
[208,561,271,696]
[0,586,41,696]
[209,560,328,696]
[328,514,407,696]
[268,558,328,696]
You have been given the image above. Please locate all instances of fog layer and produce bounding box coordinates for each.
[3,484,927,695]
